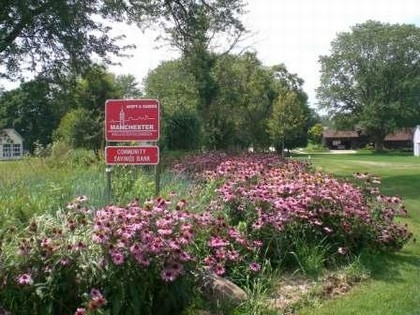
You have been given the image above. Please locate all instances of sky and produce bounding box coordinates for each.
[2,0,420,110]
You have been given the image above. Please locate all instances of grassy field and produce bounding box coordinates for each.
[297,152,420,315]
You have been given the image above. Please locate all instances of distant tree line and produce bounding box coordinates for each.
[0,56,316,154]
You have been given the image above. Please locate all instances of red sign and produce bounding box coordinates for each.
[106,146,159,165]
[105,99,160,142]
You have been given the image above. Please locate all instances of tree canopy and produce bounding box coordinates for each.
[144,53,313,151]
[0,79,60,152]
[0,0,245,82]
[317,20,420,151]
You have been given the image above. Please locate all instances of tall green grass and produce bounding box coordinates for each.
[0,156,194,228]
[297,152,420,315]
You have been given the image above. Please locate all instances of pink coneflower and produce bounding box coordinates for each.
[17,273,33,285]
[73,241,86,251]
[208,236,229,247]
[90,288,103,299]
[214,248,227,260]
[134,254,150,267]
[130,244,141,255]
[93,232,108,244]
[249,262,261,272]
[213,263,226,276]
[227,250,240,261]
[110,249,124,265]
[157,228,172,236]
[40,238,52,248]
[169,240,180,250]
[203,255,216,266]
[170,261,184,276]
[74,307,86,315]
[179,251,192,262]
[175,199,187,210]
[88,288,107,309]
[160,268,177,282]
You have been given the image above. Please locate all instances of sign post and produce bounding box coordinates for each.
[104,99,161,202]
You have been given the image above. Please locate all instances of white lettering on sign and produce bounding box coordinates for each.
[117,148,147,155]
[141,104,157,109]
[136,156,151,162]
[110,124,154,130]
[114,155,135,162]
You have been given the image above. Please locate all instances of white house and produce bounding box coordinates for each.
[414,125,420,157]
[0,129,24,160]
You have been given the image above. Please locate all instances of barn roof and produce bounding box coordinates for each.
[322,130,360,139]
[384,128,414,141]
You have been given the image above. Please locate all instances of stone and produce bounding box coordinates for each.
[197,268,248,307]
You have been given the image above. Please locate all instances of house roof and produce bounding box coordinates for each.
[323,128,415,141]
[384,128,414,141]
[322,130,360,139]
[0,128,24,143]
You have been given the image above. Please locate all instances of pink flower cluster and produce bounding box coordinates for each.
[175,153,412,254]
[93,196,259,282]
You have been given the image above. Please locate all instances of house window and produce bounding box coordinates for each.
[12,144,21,157]
[332,140,341,146]
[3,144,11,157]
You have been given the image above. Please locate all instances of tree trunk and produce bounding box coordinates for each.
[374,137,385,152]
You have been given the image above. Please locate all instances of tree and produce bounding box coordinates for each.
[318,20,420,151]
[267,91,308,155]
[73,65,122,113]
[115,74,142,99]
[144,59,202,150]
[0,79,61,152]
[308,123,324,145]
[211,52,276,150]
[61,66,125,151]
[267,64,311,153]
[135,0,246,143]
[54,108,102,151]
[0,0,130,81]
[144,60,199,116]
[1,0,245,83]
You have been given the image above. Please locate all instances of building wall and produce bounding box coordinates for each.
[0,129,24,160]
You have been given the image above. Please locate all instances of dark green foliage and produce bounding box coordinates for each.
[0,79,60,152]
[0,0,127,81]
[163,112,201,151]
[318,20,420,151]
[54,108,103,151]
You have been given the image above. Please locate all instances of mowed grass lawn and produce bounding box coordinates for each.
[298,152,420,315]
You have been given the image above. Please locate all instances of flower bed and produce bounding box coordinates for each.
[0,152,412,314]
